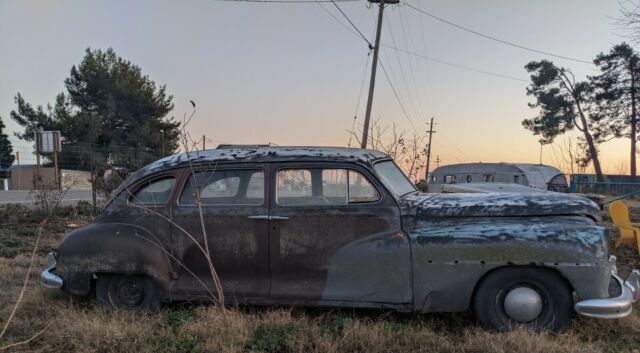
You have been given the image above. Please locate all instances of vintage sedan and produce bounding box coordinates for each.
[42,146,639,331]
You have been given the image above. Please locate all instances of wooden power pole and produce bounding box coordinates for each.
[424,117,436,180]
[361,0,398,149]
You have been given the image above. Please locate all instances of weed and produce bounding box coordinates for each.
[245,323,298,353]
[163,310,195,332]
[321,316,352,337]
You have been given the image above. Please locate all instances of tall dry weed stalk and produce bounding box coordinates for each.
[0,219,49,351]
[110,104,225,308]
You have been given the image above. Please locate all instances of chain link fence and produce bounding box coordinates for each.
[3,139,166,201]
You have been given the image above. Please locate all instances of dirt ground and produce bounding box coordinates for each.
[0,204,639,353]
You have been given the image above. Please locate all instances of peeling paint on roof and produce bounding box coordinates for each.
[119,146,389,190]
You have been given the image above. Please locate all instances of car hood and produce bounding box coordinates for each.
[400,192,601,221]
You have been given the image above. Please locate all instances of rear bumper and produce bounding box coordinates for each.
[575,269,640,319]
[41,252,63,289]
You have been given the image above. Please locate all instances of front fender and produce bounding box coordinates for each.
[56,223,174,297]
[407,216,610,313]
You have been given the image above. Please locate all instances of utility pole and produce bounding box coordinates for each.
[424,117,436,180]
[361,0,398,149]
[202,135,206,150]
[436,155,441,168]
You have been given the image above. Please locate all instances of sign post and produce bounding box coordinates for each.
[36,131,62,189]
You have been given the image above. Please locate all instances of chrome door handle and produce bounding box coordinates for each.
[248,215,269,220]
[269,216,289,220]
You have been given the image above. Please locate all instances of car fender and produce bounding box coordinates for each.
[56,222,174,297]
[407,216,610,313]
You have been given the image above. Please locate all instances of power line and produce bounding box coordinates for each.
[410,0,438,117]
[329,0,373,48]
[438,131,468,160]
[382,44,528,82]
[221,0,359,3]
[315,1,363,39]
[378,59,419,133]
[402,2,592,65]
[398,7,429,120]
[313,0,532,83]
[348,52,372,147]
[385,13,422,122]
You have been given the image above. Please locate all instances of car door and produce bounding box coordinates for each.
[103,172,179,268]
[171,164,270,301]
[268,162,413,305]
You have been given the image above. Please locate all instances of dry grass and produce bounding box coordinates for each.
[0,210,639,352]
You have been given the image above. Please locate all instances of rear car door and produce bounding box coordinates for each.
[268,162,412,305]
[172,164,270,301]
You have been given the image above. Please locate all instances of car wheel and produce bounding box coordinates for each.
[96,274,160,311]
[473,267,573,332]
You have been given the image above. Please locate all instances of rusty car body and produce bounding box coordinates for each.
[42,146,640,331]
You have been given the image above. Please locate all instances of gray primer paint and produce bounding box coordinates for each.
[398,192,609,312]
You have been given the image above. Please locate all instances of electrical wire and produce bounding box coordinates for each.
[330,0,374,48]
[402,2,592,64]
[348,53,372,147]
[398,7,428,121]
[382,44,528,82]
[313,0,532,83]
[315,1,363,39]
[221,0,359,3]
[378,59,419,133]
[411,0,437,116]
[438,131,468,160]
[385,14,422,122]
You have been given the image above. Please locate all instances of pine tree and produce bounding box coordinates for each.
[10,48,180,171]
[591,43,640,176]
[522,60,607,181]
[0,116,15,177]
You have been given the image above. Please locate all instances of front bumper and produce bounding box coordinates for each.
[41,252,63,289]
[575,266,640,319]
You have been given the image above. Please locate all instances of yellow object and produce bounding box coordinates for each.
[609,200,640,253]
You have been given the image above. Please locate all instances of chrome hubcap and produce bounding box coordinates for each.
[503,286,543,322]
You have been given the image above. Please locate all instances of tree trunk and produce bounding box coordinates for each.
[630,66,637,176]
[558,71,605,181]
[577,110,604,181]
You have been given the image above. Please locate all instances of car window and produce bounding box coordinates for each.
[373,160,416,197]
[322,169,348,204]
[276,168,378,206]
[130,177,176,205]
[348,170,379,202]
[180,169,264,205]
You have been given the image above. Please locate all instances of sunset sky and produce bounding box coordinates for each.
[0,0,630,174]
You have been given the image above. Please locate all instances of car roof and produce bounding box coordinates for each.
[123,146,391,185]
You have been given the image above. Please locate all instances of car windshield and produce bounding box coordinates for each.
[373,160,416,197]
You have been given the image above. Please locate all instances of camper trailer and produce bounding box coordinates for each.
[428,163,567,193]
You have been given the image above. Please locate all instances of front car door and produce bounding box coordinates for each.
[268,162,412,307]
[171,164,270,302]
[102,171,179,267]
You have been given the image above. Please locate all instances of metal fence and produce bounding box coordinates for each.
[3,139,166,193]
[568,174,640,198]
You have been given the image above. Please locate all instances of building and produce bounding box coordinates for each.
[427,163,567,193]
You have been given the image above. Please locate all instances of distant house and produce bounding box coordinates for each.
[427,163,567,193]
